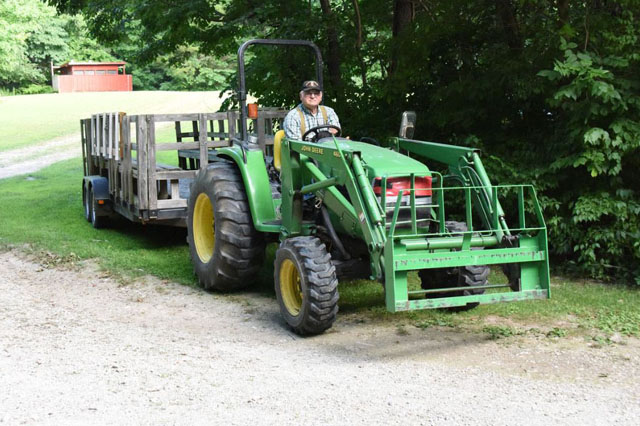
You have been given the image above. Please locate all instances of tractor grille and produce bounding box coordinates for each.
[378,195,432,228]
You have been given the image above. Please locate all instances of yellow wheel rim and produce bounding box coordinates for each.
[280,259,303,316]
[193,193,214,263]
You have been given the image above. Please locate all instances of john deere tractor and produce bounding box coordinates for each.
[186,39,550,335]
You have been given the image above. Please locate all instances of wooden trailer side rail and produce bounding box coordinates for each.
[81,109,287,223]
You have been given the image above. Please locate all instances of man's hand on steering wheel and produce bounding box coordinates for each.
[301,124,342,142]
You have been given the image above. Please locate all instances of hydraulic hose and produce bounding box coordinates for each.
[321,206,351,260]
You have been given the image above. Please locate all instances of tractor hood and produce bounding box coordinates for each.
[318,139,431,179]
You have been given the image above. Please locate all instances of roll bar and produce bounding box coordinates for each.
[237,39,324,141]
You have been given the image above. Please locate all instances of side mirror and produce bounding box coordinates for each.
[398,111,416,139]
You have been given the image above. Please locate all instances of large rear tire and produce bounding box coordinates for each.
[274,237,339,335]
[187,162,265,291]
[419,221,489,311]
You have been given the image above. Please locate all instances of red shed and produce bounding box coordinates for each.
[51,61,133,93]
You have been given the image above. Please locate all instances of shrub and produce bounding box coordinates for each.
[539,36,640,284]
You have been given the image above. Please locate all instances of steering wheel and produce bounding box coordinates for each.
[302,124,342,142]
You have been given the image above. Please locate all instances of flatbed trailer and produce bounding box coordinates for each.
[80,109,287,227]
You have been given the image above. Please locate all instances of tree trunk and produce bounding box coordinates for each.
[390,0,414,76]
[496,0,522,50]
[392,0,414,37]
[319,0,342,96]
[352,0,367,87]
[557,0,569,27]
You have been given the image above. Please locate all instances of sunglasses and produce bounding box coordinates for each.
[304,90,321,97]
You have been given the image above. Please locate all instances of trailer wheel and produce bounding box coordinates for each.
[89,188,109,229]
[274,237,339,335]
[83,183,92,222]
[419,221,489,311]
[187,162,265,291]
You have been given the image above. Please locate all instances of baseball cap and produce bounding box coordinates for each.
[301,80,322,92]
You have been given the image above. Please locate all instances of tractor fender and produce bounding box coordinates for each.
[216,146,277,230]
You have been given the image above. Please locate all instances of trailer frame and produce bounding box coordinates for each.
[81,109,288,226]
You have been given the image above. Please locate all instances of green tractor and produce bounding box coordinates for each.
[186,39,550,335]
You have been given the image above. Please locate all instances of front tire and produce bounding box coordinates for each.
[274,237,339,335]
[187,162,265,291]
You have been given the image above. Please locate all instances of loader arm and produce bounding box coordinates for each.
[392,137,512,241]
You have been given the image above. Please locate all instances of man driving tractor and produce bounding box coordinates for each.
[283,80,341,141]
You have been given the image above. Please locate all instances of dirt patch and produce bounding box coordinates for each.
[0,133,81,179]
[1,250,639,424]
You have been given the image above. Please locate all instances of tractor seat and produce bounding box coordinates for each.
[273,129,285,171]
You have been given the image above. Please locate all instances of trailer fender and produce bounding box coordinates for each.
[83,176,111,215]
[216,147,277,230]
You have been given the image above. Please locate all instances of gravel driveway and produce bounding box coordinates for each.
[1,251,639,425]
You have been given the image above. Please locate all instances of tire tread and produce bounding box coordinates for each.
[275,236,339,335]
[187,162,264,291]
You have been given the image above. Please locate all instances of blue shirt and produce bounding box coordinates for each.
[283,104,340,141]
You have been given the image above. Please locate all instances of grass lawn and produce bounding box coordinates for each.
[1,158,639,341]
[0,91,227,152]
[0,158,193,283]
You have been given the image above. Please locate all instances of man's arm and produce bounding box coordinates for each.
[283,109,302,140]
[326,107,341,134]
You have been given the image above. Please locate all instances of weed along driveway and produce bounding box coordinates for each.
[1,251,639,425]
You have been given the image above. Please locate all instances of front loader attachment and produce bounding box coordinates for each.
[282,136,550,314]
[378,138,551,311]
[383,175,550,312]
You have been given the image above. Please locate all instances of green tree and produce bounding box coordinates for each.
[64,14,116,62]
[0,0,118,93]
[0,0,48,89]
[50,0,640,282]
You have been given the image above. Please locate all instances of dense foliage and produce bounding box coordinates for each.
[0,0,232,92]
[0,0,115,93]
[21,1,640,282]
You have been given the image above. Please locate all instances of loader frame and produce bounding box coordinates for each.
[277,135,550,312]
